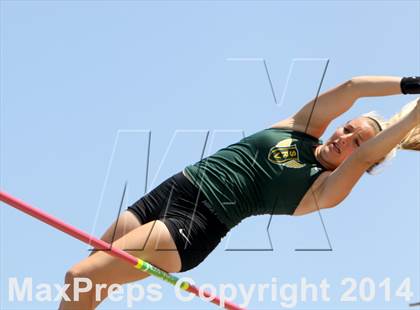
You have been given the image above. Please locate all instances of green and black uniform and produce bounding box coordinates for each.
[184,127,327,230]
[127,127,327,272]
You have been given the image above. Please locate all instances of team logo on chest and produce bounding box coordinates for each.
[268,138,306,168]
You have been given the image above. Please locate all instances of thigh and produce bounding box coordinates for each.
[72,220,181,286]
[89,210,142,257]
[98,210,142,244]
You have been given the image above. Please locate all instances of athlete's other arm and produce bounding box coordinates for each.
[288,76,403,138]
[314,98,419,209]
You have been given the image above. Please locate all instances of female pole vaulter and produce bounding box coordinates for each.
[59,76,420,309]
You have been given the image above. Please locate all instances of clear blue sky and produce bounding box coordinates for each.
[1,1,419,309]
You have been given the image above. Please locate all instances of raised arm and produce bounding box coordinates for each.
[315,98,419,209]
[290,76,409,138]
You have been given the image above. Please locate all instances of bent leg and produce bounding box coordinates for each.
[89,210,142,256]
[59,220,181,310]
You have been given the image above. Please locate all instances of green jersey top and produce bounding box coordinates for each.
[183,127,327,230]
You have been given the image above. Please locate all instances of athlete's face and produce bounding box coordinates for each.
[316,117,379,170]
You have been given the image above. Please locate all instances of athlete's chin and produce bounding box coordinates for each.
[322,150,341,169]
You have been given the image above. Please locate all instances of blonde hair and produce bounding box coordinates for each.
[362,98,419,175]
[389,98,420,151]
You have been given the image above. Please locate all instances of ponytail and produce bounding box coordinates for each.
[362,98,419,175]
[388,98,420,151]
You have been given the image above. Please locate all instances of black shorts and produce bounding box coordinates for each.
[126,171,230,272]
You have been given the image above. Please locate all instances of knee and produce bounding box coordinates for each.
[64,267,93,288]
[65,267,79,284]
[64,269,73,286]
[64,267,96,300]
[62,268,97,309]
